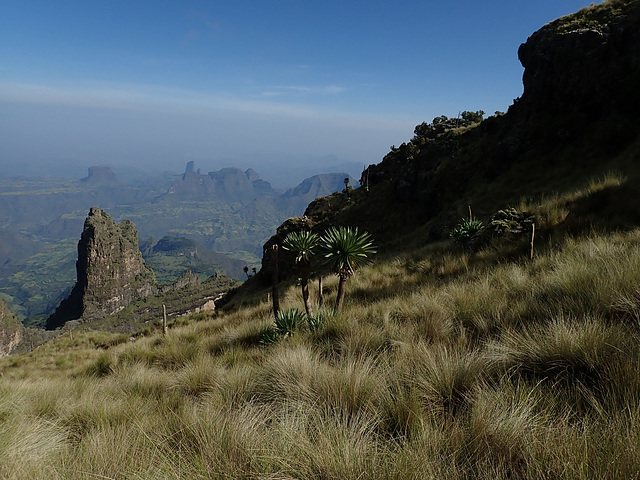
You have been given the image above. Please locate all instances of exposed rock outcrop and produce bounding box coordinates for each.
[46,207,157,329]
[516,2,640,121]
[0,297,23,357]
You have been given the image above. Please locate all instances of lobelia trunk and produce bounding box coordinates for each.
[271,244,280,319]
[335,273,347,312]
[317,276,323,308]
[301,266,313,317]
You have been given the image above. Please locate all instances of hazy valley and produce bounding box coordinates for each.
[0,163,354,325]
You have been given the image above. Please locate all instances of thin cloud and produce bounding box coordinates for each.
[263,84,346,96]
[0,81,320,118]
[259,91,285,98]
[183,10,226,46]
[0,81,414,135]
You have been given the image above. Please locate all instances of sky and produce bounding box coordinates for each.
[0,0,596,185]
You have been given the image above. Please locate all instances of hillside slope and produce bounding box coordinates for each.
[258,0,640,258]
[2,2,640,479]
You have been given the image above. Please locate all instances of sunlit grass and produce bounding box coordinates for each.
[3,199,640,477]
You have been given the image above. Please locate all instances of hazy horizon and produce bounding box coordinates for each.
[0,144,365,188]
[1,1,595,184]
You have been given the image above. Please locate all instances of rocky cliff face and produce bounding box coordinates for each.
[46,207,157,329]
[253,0,640,273]
[515,1,640,120]
[0,297,23,357]
[367,1,640,206]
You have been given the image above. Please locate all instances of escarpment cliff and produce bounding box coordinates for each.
[516,0,640,121]
[46,207,157,330]
[358,0,640,234]
[254,0,640,277]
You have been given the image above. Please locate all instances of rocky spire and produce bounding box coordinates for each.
[46,207,157,330]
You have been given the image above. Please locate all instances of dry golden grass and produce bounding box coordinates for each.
[3,182,640,477]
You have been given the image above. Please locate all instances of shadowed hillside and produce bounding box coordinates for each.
[253,0,640,261]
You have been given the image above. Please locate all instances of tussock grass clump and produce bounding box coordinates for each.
[528,231,640,320]
[464,380,546,476]
[0,412,66,479]
[408,343,494,417]
[3,213,640,477]
[493,316,634,380]
[336,321,397,359]
[489,316,639,416]
[207,364,259,408]
[82,351,115,377]
[169,355,219,396]
[110,361,172,402]
[388,291,455,343]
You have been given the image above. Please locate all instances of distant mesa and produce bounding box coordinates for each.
[167,162,274,202]
[81,166,118,184]
[168,163,352,208]
[166,163,358,224]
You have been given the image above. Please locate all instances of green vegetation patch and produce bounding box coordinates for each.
[550,0,640,34]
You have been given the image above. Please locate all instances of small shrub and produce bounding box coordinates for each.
[306,313,327,333]
[259,328,280,346]
[450,217,485,247]
[487,208,534,236]
[461,110,485,123]
[274,309,307,337]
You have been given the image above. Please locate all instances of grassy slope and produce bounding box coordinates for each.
[2,175,640,478]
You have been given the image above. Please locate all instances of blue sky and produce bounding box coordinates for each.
[0,0,595,184]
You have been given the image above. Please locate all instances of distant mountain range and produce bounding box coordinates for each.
[0,162,354,325]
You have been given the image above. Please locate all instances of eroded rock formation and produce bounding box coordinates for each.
[0,297,23,357]
[46,207,157,329]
